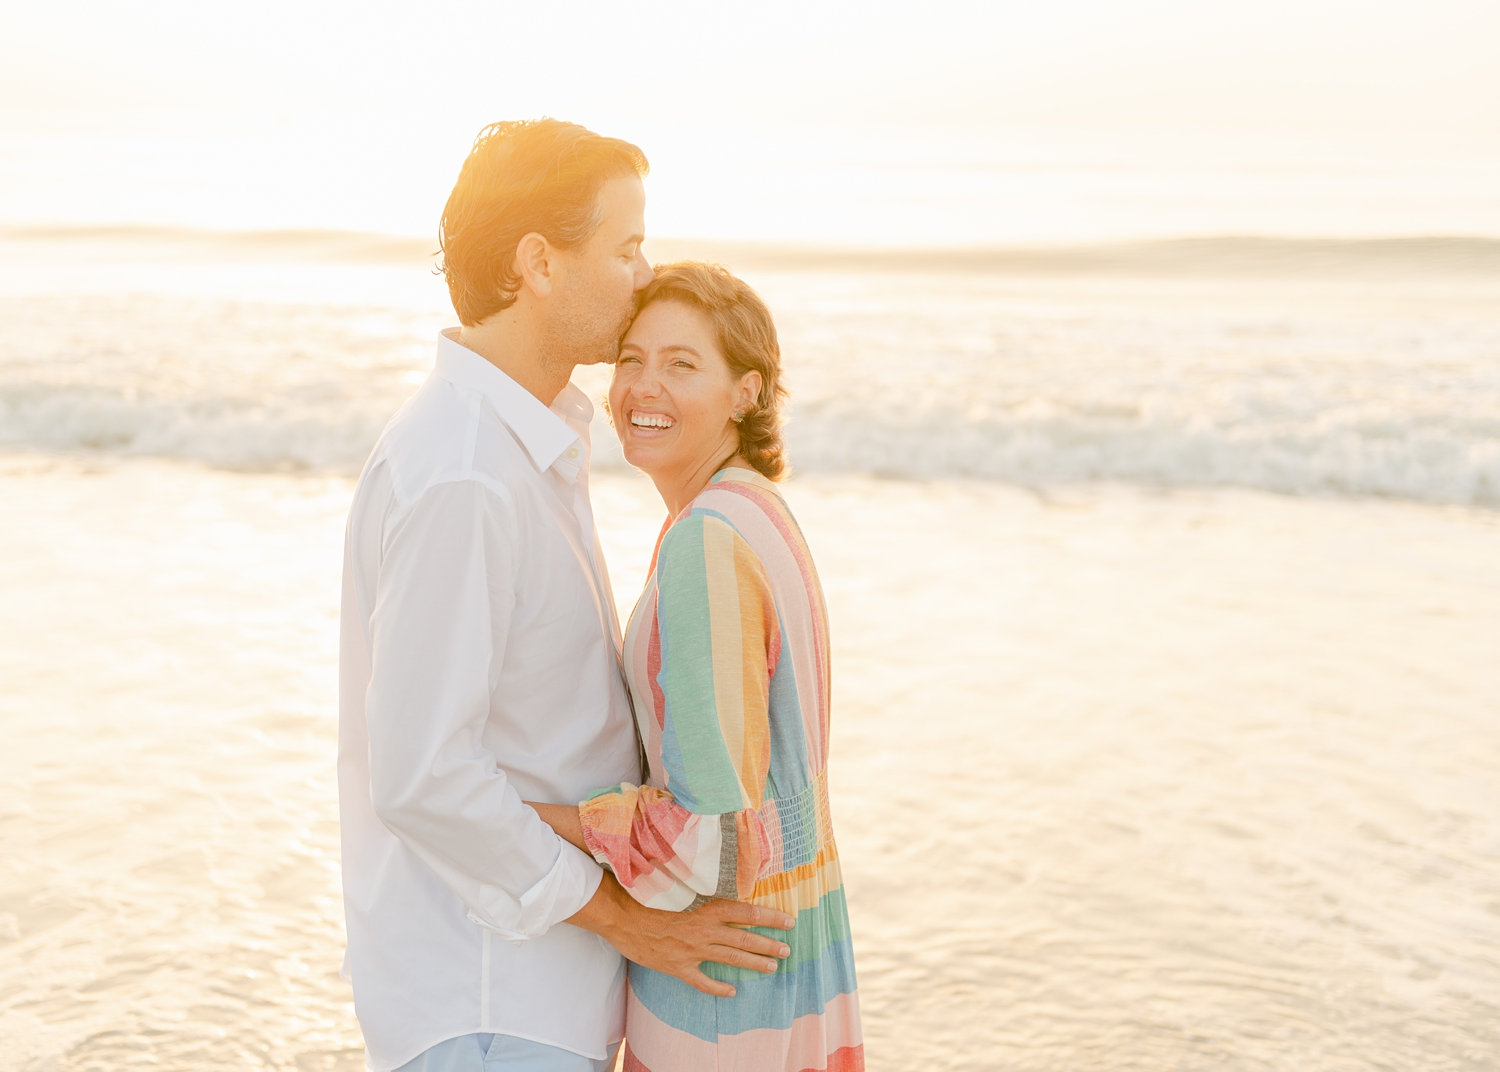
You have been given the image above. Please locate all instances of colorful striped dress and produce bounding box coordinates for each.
[579,467,863,1072]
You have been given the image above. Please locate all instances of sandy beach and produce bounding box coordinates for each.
[3,454,1497,1070]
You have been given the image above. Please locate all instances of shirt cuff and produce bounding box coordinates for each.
[465,838,602,943]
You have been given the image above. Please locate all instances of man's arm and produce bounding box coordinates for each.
[528,801,588,851]
[365,478,600,939]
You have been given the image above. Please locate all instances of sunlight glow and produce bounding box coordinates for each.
[3,1,1498,242]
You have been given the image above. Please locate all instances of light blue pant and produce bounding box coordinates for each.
[394,1033,621,1072]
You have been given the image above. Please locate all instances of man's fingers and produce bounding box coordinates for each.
[703,899,795,930]
[705,944,781,974]
[722,930,791,960]
[684,969,737,998]
[695,921,789,961]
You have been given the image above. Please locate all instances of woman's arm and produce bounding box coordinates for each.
[576,513,781,911]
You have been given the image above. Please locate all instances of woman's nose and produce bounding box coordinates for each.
[631,364,662,397]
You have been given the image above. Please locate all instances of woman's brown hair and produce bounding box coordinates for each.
[636,262,789,481]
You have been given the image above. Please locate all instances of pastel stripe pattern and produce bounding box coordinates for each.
[580,468,863,1072]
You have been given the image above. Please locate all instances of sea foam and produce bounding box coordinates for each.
[3,231,1497,505]
[5,372,1497,505]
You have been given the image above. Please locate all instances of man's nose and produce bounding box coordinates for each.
[632,251,652,291]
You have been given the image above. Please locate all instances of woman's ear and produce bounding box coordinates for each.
[736,371,763,415]
[513,232,553,297]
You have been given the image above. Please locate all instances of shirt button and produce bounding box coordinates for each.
[566,447,580,460]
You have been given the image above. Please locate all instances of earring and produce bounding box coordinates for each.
[731,411,744,424]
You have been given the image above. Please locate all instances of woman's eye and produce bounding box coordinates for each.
[616,355,640,366]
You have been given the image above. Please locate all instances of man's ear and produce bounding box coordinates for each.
[513,232,553,297]
[737,371,763,414]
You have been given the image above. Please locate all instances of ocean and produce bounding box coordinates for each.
[4,227,1498,503]
[2,226,1498,1070]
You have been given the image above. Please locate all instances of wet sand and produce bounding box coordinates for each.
[3,456,1498,1069]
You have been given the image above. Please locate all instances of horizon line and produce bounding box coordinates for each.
[6,223,1500,275]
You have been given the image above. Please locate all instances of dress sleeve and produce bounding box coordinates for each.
[578,512,781,910]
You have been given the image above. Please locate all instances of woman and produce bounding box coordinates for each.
[532,262,863,1072]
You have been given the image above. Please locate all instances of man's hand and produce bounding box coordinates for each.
[569,872,793,997]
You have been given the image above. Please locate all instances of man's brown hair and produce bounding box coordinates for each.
[438,119,648,326]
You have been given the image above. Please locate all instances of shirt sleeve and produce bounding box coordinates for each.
[578,512,780,911]
[364,478,601,940]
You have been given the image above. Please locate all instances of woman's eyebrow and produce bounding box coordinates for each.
[617,343,701,358]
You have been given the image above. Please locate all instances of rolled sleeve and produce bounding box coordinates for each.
[466,839,603,941]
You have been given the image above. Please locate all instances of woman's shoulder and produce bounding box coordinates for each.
[657,470,787,557]
[683,467,789,528]
[660,467,807,569]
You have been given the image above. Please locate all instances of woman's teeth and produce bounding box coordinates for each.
[631,413,674,429]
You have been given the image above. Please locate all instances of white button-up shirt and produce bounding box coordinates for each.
[338,330,639,1070]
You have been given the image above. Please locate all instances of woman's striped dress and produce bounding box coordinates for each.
[579,468,863,1072]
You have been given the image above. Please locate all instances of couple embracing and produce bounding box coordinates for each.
[338,119,863,1072]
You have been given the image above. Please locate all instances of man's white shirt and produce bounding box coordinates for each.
[338,330,638,1070]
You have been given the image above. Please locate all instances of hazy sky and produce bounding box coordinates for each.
[3,0,1497,241]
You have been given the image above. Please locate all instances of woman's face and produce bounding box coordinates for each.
[610,299,760,485]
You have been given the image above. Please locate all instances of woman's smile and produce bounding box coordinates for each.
[627,410,676,431]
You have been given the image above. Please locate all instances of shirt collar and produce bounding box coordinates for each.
[434,329,589,476]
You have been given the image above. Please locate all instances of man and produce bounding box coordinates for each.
[338,120,792,1072]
